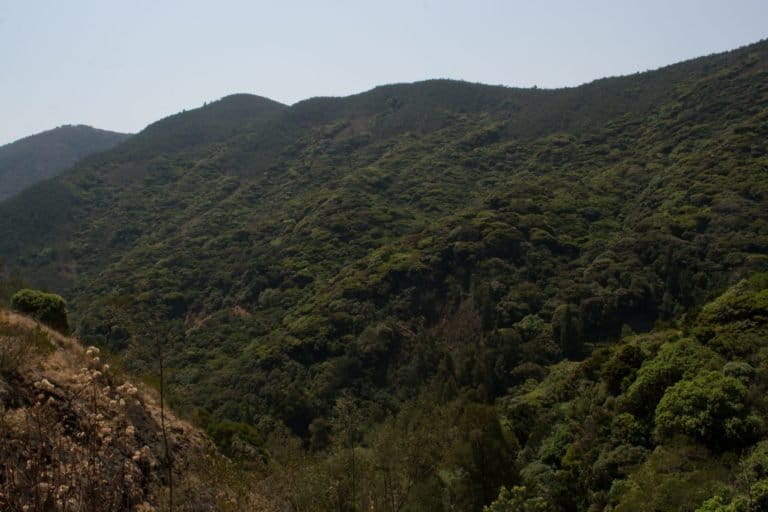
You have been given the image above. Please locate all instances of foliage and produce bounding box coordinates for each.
[622,338,721,417]
[654,370,760,448]
[11,288,70,333]
[480,274,768,511]
[483,486,548,512]
[613,444,730,512]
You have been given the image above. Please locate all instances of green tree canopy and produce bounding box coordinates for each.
[654,370,760,449]
[11,288,70,333]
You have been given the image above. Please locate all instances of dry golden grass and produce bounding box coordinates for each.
[0,310,275,512]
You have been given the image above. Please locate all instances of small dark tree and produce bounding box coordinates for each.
[552,304,582,360]
[11,288,70,333]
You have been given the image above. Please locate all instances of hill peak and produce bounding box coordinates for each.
[0,125,131,201]
[114,93,288,157]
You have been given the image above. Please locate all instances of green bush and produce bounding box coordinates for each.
[483,486,548,512]
[654,370,760,449]
[623,339,721,417]
[614,444,730,512]
[722,361,755,382]
[11,288,70,333]
[603,345,645,394]
[696,496,746,512]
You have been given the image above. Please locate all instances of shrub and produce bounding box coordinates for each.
[622,339,720,417]
[10,288,70,333]
[604,345,645,394]
[722,361,755,382]
[654,370,761,449]
[484,486,548,512]
[696,496,746,511]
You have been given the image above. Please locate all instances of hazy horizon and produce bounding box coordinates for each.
[2,0,767,146]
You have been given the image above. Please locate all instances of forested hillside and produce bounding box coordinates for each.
[0,125,130,201]
[1,39,767,511]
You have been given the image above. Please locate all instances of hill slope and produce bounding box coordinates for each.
[0,125,131,201]
[0,309,278,511]
[228,274,768,511]
[0,40,766,509]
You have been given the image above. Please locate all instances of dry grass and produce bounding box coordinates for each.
[0,310,274,511]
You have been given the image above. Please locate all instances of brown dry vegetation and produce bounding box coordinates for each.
[0,310,272,512]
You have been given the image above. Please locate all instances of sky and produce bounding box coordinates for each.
[1,0,767,146]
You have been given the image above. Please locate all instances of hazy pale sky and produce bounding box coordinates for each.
[1,0,767,145]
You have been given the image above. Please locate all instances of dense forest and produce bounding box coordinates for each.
[0,125,130,201]
[1,39,767,510]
